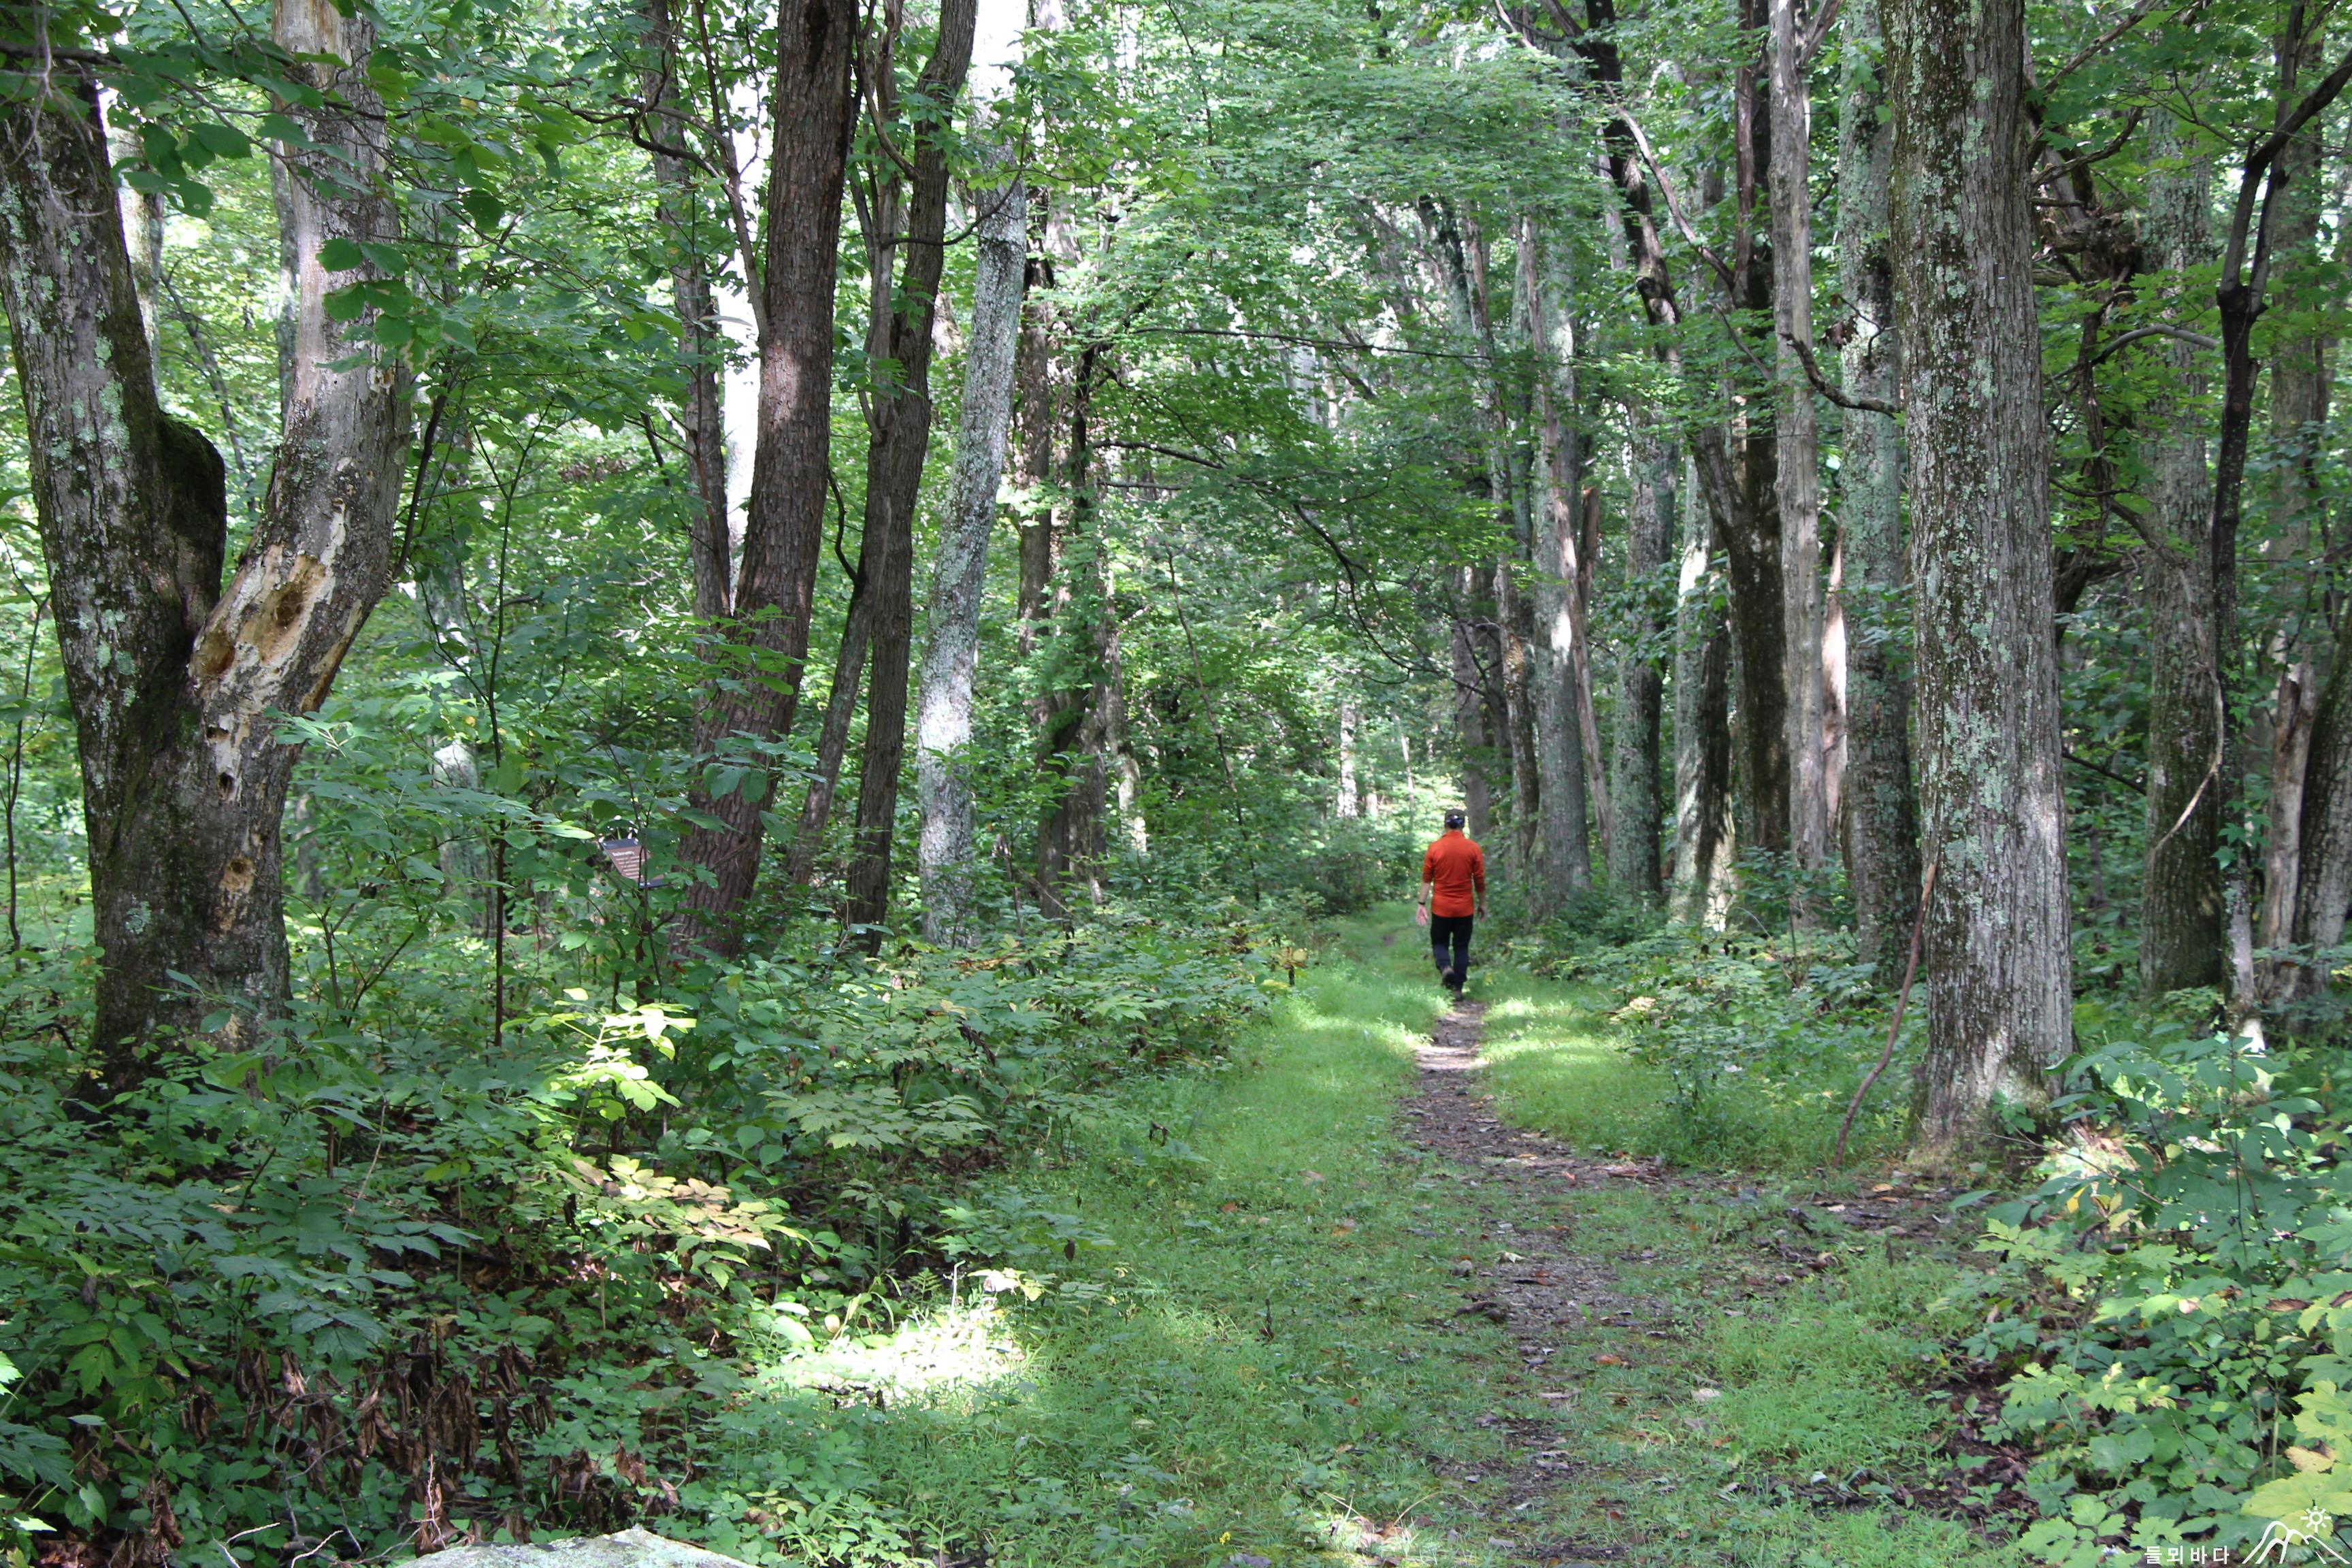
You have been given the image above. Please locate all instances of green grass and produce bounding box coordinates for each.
[1474,959,1910,1173]
[683,909,2012,1567]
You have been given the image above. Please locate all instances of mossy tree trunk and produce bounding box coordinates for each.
[0,0,408,1084]
[1887,0,2072,1153]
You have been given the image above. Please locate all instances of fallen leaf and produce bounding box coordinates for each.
[1300,1170,1326,1184]
[1693,1388,1721,1401]
[1595,1353,1627,1367]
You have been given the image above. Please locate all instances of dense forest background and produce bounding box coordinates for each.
[3,0,2352,1556]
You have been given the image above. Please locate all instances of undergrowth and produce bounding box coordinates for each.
[0,908,1290,1561]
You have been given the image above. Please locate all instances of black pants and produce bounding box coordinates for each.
[1431,915,1473,988]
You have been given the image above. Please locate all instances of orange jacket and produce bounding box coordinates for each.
[1422,831,1486,918]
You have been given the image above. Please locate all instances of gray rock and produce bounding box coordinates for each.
[422,1529,753,1568]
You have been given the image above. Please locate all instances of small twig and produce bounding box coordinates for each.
[1835,856,1939,1168]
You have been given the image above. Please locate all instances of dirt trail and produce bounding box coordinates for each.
[1394,996,1993,1565]
[1399,998,1669,1565]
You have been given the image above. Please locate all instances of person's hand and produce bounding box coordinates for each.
[1477,903,1487,920]
[1414,904,1429,927]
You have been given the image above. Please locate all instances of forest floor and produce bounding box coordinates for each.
[726,913,2024,1568]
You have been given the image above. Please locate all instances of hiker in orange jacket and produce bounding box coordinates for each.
[1416,811,1486,994]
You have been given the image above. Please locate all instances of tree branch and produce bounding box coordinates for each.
[1784,333,1901,416]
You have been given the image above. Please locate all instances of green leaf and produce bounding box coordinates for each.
[459,189,505,229]
[188,122,251,159]
[317,238,366,272]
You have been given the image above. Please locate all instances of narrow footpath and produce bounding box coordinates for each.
[1382,986,2011,1567]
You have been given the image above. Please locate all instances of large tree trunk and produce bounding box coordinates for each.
[1888,0,2071,1154]
[1768,0,1829,886]
[1834,0,1921,980]
[643,0,734,621]
[676,0,859,947]
[916,142,1026,945]
[1524,226,1594,902]
[2138,117,2223,998]
[1610,425,1672,904]
[843,0,979,941]
[1725,0,1789,858]
[0,0,409,1083]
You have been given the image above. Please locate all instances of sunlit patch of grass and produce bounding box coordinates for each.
[760,1297,1025,1405]
[1705,1252,1972,1478]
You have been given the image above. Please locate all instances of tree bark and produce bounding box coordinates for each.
[1610,425,1672,903]
[1013,207,1058,653]
[782,585,869,886]
[0,0,409,1081]
[2295,627,2352,956]
[915,143,1026,944]
[2260,662,2319,964]
[1335,700,1362,819]
[1671,456,1737,925]
[843,0,979,941]
[1037,345,1113,911]
[2268,20,2330,571]
[1525,227,1593,902]
[676,0,860,946]
[1833,0,1922,981]
[643,0,734,621]
[1726,0,1789,857]
[1452,581,1494,842]
[1768,0,1829,887]
[2138,116,2223,998]
[1887,0,2071,1154]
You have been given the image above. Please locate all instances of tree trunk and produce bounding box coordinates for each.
[1497,556,1543,879]
[1037,346,1113,911]
[1887,0,2071,1154]
[1014,208,1058,653]
[2260,662,2319,965]
[1452,586,1494,841]
[1834,0,1923,981]
[643,0,734,620]
[1335,700,1362,819]
[782,587,869,886]
[916,142,1026,945]
[1609,426,1672,904]
[2295,626,2352,956]
[1525,228,1593,902]
[2268,22,2330,571]
[1671,457,1737,926]
[0,1,409,1081]
[843,0,979,941]
[2138,117,2223,998]
[676,0,860,946]
[1768,0,1829,887]
[1726,0,1789,857]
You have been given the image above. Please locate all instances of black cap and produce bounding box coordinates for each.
[1444,811,1466,829]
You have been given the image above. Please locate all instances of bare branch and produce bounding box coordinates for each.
[1783,333,1901,416]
